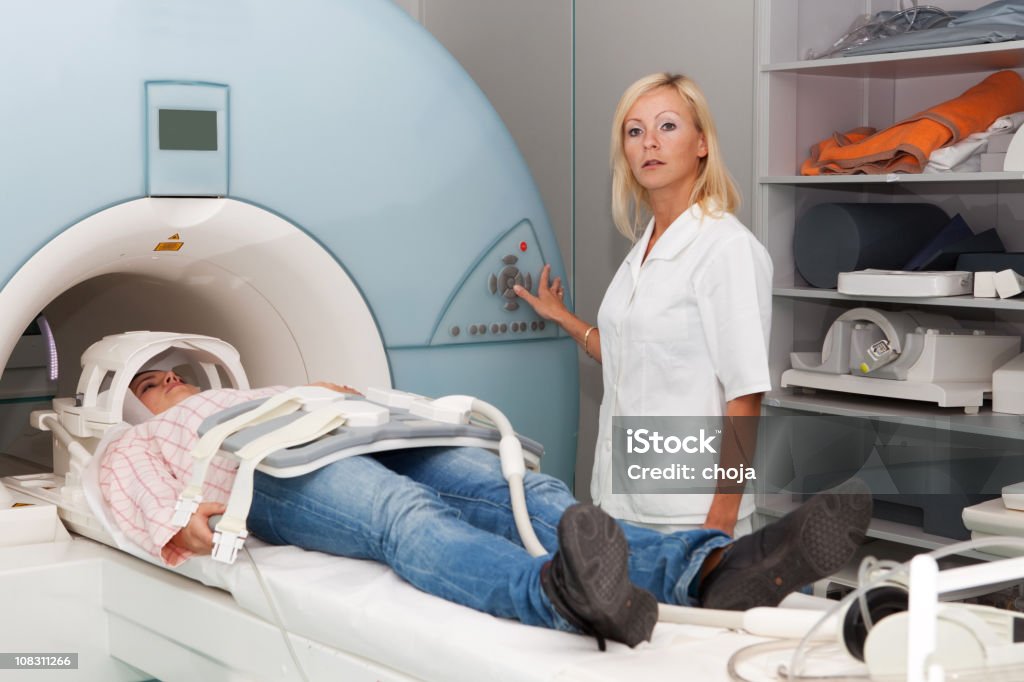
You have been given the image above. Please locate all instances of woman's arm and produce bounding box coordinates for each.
[695,233,773,534]
[514,264,602,363]
[100,432,196,565]
[703,392,763,535]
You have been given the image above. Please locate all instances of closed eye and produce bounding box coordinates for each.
[133,381,156,397]
[131,373,160,397]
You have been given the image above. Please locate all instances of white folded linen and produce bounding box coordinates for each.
[925,110,1024,172]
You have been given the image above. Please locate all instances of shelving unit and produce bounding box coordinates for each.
[753,0,1024,554]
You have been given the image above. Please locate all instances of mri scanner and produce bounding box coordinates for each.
[0,0,578,488]
[0,1,601,679]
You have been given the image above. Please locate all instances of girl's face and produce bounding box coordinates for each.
[622,86,707,197]
[130,369,200,414]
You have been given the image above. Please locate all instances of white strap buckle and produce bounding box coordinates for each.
[408,395,473,424]
[171,493,203,528]
[211,524,249,564]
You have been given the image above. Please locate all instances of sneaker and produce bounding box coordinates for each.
[541,504,658,650]
[700,478,873,611]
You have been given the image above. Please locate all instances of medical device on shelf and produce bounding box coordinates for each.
[837,270,974,297]
[993,353,1024,415]
[974,269,1024,299]
[782,308,1021,413]
[976,271,999,297]
[995,268,1024,298]
[14,332,547,562]
[962,485,1024,549]
[1003,482,1024,512]
[705,541,1024,681]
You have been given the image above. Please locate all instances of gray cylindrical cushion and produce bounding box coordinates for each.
[794,203,950,288]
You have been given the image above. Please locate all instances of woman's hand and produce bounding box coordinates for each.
[515,264,602,363]
[165,501,226,557]
[309,381,362,396]
[513,264,568,323]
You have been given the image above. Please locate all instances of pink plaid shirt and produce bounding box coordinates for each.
[99,386,285,566]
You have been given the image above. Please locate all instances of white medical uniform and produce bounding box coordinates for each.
[593,203,773,525]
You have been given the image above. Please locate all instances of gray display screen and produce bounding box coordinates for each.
[158,109,218,151]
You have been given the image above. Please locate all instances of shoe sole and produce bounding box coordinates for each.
[560,505,658,647]
[702,478,872,611]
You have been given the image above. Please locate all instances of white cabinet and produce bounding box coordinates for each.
[753,0,1024,551]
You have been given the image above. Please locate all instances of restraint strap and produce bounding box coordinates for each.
[172,388,314,527]
[211,402,352,563]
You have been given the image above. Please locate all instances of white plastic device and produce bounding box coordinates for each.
[53,331,249,439]
[994,269,1024,299]
[963,497,1024,534]
[292,387,389,427]
[364,386,430,410]
[785,308,1021,412]
[993,353,1024,416]
[837,270,973,297]
[408,395,473,424]
[973,271,997,298]
[1001,482,1024,512]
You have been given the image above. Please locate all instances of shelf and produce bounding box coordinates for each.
[764,390,1024,441]
[773,286,1024,311]
[757,494,994,560]
[761,171,1024,185]
[755,2,1024,560]
[762,40,1024,79]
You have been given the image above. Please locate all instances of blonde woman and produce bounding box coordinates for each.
[516,73,772,536]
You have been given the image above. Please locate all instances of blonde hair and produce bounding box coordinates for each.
[610,73,740,241]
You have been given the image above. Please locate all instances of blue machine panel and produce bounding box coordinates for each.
[146,82,229,197]
[431,220,559,345]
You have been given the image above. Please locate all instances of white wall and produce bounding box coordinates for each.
[396,0,756,498]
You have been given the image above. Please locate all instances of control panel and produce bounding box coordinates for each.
[430,219,560,345]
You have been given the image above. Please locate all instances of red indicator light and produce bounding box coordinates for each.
[519,241,528,252]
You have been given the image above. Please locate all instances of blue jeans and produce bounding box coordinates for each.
[247,447,731,632]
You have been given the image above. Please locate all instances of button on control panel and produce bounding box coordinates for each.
[487,255,534,313]
[430,219,563,346]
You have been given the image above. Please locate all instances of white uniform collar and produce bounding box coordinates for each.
[624,202,711,281]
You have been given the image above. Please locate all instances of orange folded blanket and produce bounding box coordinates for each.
[802,70,1024,175]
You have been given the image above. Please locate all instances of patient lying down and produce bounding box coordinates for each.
[100,369,872,650]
